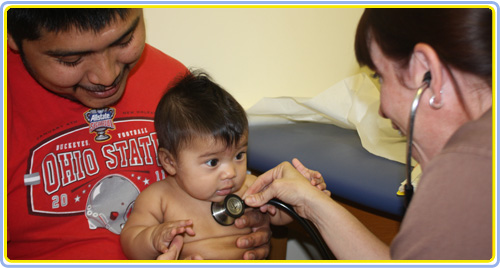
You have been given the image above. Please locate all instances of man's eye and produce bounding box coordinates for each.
[206,159,219,167]
[117,34,135,48]
[57,56,82,67]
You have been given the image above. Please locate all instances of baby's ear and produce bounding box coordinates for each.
[158,148,177,176]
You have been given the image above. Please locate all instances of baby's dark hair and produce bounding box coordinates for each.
[154,70,248,159]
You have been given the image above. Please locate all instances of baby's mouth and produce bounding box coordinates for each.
[216,187,233,196]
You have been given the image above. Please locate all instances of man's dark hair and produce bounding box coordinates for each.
[7,8,130,51]
[154,70,248,160]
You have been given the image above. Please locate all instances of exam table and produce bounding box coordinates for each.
[248,122,406,217]
[247,121,406,259]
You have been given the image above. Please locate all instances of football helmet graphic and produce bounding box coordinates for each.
[85,175,139,234]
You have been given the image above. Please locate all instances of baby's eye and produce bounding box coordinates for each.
[206,159,219,167]
[235,152,246,160]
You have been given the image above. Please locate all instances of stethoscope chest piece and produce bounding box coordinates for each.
[211,194,246,226]
[211,193,335,259]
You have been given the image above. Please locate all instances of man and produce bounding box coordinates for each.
[7,8,270,260]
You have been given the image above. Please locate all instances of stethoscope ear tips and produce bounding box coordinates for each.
[423,71,431,84]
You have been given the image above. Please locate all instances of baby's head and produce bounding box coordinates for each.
[154,70,248,164]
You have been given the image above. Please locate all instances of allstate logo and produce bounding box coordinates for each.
[84,108,116,142]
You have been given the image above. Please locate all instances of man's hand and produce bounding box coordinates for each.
[156,235,204,260]
[156,235,184,260]
[152,219,195,257]
[234,209,271,260]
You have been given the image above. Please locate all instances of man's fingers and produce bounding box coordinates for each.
[157,235,184,260]
[234,209,267,229]
[236,224,271,249]
[242,244,270,260]
[157,250,178,260]
[183,254,204,260]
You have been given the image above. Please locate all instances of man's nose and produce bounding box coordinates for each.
[87,51,120,86]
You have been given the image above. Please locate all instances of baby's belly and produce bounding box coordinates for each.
[181,234,247,260]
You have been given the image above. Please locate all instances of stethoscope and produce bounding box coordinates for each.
[211,72,432,259]
[404,71,431,207]
[212,194,335,259]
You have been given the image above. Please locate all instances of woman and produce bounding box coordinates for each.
[243,8,492,260]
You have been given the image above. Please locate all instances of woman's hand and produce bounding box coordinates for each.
[234,209,272,260]
[292,158,331,196]
[243,161,326,219]
[257,158,331,218]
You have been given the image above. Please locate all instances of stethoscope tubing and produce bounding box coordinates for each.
[405,75,431,207]
[267,199,335,260]
[212,194,334,259]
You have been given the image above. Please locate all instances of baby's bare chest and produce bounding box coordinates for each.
[163,197,251,243]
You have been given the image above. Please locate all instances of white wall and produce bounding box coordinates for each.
[144,7,365,109]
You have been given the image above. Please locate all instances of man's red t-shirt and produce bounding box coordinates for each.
[7,44,187,260]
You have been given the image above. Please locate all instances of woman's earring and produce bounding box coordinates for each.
[429,91,443,109]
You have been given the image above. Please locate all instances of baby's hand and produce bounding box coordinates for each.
[152,219,195,258]
[156,235,204,260]
[292,158,331,196]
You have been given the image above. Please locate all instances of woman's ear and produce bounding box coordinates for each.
[158,148,177,176]
[409,43,445,107]
[7,33,20,52]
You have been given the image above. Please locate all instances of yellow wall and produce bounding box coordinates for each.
[144,7,365,108]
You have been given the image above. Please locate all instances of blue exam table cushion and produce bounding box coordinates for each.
[248,122,406,217]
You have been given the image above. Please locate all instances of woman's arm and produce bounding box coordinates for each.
[243,161,390,260]
[305,191,390,259]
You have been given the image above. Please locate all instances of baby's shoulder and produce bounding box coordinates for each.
[244,173,257,187]
[133,180,177,218]
[143,179,169,191]
[137,180,173,200]
[234,173,257,196]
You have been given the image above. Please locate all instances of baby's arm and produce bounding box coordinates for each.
[120,184,195,259]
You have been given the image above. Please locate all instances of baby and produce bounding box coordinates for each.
[120,71,328,260]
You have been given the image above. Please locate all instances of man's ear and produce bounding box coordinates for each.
[7,33,19,52]
[158,148,177,176]
[409,43,445,106]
